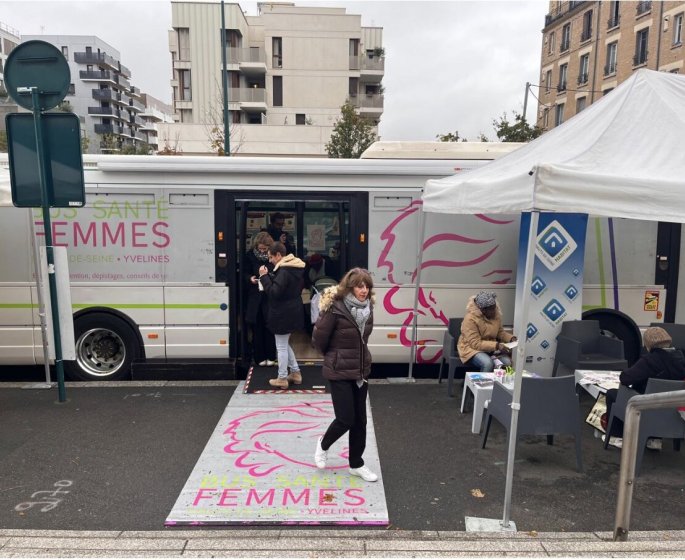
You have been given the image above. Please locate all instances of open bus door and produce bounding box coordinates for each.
[214,191,368,374]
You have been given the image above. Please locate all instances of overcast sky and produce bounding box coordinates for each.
[1,0,547,141]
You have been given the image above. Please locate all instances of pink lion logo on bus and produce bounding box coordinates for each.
[377,200,515,363]
[223,401,348,476]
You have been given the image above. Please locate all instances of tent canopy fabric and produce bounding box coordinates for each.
[423,69,685,224]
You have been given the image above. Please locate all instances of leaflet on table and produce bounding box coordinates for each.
[576,370,621,386]
[502,340,518,350]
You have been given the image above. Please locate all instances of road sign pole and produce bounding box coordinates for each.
[30,87,67,402]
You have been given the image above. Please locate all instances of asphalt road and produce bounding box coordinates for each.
[0,381,683,533]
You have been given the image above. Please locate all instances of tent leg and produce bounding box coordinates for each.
[407,206,427,381]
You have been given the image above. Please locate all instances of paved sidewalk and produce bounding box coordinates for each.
[1,528,685,557]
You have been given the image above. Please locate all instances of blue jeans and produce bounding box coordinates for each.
[274,333,300,379]
[468,352,512,372]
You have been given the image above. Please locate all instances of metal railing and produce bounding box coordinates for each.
[229,87,266,103]
[607,15,620,28]
[604,63,617,76]
[614,390,685,541]
[224,46,266,64]
[633,51,648,66]
[577,73,588,85]
[636,1,652,15]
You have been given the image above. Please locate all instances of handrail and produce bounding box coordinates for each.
[614,390,685,541]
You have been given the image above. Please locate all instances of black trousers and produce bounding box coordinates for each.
[249,303,276,364]
[605,388,624,437]
[321,380,368,469]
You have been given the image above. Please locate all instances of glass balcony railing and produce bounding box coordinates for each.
[229,87,266,103]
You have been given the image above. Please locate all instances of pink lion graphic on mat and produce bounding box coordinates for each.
[223,400,348,476]
[377,200,516,363]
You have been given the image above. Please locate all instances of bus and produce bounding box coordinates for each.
[0,144,674,380]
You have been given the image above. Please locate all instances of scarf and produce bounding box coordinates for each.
[343,293,371,334]
[253,248,269,262]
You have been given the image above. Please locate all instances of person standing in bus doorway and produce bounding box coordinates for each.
[258,242,305,388]
[458,290,516,372]
[245,232,277,367]
[267,212,295,256]
[311,268,378,483]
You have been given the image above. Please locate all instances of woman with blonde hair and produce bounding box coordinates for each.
[244,231,276,366]
[311,268,378,482]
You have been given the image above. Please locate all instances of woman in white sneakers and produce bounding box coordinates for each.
[311,268,377,482]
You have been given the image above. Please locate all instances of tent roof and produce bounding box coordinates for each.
[423,69,685,223]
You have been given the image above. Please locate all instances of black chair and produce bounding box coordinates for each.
[481,375,583,472]
[552,320,628,377]
[437,318,468,397]
[649,322,685,353]
[604,378,685,475]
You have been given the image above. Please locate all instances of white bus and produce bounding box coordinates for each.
[0,144,674,380]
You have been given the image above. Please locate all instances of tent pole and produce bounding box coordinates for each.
[407,206,427,380]
[502,210,539,528]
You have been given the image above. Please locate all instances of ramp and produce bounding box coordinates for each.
[166,381,388,526]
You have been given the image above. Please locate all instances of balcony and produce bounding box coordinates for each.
[114,74,131,90]
[544,1,588,27]
[350,93,384,115]
[557,81,567,93]
[633,51,648,67]
[88,106,123,120]
[636,1,651,16]
[128,98,145,112]
[228,87,267,111]
[223,47,267,74]
[580,28,592,42]
[118,63,131,78]
[75,51,118,69]
[129,114,145,127]
[80,70,115,84]
[607,15,620,29]
[92,88,120,103]
[604,63,617,76]
[560,39,570,52]
[129,86,142,99]
[94,123,124,135]
[361,56,384,82]
[577,73,588,85]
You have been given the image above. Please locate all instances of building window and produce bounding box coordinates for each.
[578,54,589,85]
[605,42,618,75]
[179,69,191,101]
[558,63,568,92]
[542,108,549,128]
[561,23,571,52]
[673,13,683,46]
[349,77,359,96]
[273,75,282,106]
[61,46,68,58]
[636,1,651,16]
[272,37,282,68]
[178,28,190,61]
[576,96,586,113]
[608,1,620,28]
[230,110,241,124]
[296,114,306,125]
[555,103,564,126]
[548,31,555,54]
[581,10,593,42]
[68,83,75,95]
[545,70,552,92]
[634,28,649,66]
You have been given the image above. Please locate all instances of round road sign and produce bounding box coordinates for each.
[4,40,71,111]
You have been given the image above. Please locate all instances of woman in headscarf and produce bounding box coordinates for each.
[244,231,276,366]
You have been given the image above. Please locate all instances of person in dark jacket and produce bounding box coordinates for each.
[266,212,295,256]
[258,242,305,389]
[244,231,276,366]
[603,326,685,448]
[311,268,378,483]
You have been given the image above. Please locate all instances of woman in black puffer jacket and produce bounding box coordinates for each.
[311,268,378,483]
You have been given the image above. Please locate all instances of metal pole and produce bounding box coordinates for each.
[522,82,530,123]
[31,88,66,402]
[30,210,53,387]
[614,390,685,541]
[220,0,231,157]
[502,210,539,527]
[407,206,427,380]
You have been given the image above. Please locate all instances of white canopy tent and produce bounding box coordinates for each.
[417,69,685,528]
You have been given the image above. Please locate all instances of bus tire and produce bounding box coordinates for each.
[581,308,642,367]
[65,313,140,381]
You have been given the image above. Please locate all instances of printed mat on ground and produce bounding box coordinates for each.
[166,381,388,525]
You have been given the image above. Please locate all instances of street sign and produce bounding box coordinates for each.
[4,40,71,111]
[6,112,85,208]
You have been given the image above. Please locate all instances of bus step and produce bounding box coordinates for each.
[131,358,236,381]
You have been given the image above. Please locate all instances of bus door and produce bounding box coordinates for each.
[214,191,368,371]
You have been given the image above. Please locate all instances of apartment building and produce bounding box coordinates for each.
[0,21,20,131]
[21,35,148,153]
[139,93,175,152]
[537,1,684,131]
[163,1,384,156]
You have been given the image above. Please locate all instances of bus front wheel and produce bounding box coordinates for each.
[65,313,140,381]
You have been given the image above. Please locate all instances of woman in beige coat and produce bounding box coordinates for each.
[457,291,516,372]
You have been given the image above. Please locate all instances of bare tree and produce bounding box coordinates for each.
[203,80,245,155]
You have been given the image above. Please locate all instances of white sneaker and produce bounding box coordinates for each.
[646,438,662,450]
[258,360,268,367]
[266,359,277,366]
[314,437,327,469]
[349,465,378,482]
[602,434,623,449]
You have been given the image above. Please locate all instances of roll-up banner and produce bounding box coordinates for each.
[514,213,589,376]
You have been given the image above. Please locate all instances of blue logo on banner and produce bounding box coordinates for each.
[539,226,568,258]
[526,323,539,340]
[531,276,547,296]
[564,285,579,300]
[543,299,567,323]
[540,340,550,349]
[572,268,581,277]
